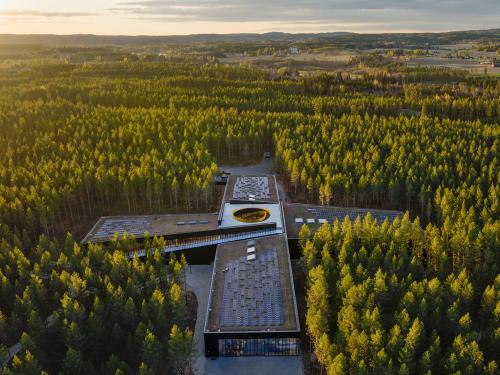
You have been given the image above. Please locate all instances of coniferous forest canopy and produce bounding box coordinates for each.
[0,42,498,375]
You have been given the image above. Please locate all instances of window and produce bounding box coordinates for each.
[218,338,300,356]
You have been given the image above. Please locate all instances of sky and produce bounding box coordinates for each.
[0,0,499,35]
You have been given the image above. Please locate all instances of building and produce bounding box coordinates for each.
[284,203,403,239]
[204,235,300,357]
[81,174,403,357]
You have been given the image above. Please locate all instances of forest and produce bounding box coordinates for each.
[0,55,498,374]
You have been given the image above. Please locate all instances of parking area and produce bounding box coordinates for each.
[218,155,273,176]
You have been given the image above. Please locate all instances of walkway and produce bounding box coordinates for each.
[128,228,283,259]
[204,356,304,375]
[186,265,213,375]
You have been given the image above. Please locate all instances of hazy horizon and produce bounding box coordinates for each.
[1,28,498,37]
[1,0,499,36]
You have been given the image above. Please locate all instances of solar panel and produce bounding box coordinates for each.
[233,176,271,200]
[94,217,153,238]
[220,247,284,328]
[307,207,401,224]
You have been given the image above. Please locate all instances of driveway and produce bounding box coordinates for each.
[218,156,288,203]
[218,156,272,176]
[185,264,213,375]
[204,356,304,375]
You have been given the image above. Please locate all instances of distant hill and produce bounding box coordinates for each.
[328,28,500,49]
[0,28,498,48]
[0,32,354,46]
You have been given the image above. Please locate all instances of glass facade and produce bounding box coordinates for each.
[218,338,300,357]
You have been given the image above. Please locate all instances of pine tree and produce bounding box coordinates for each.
[168,324,193,374]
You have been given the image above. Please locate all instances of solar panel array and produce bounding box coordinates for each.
[92,217,212,240]
[93,217,160,239]
[233,176,271,200]
[220,248,284,328]
[176,220,209,226]
[307,207,401,224]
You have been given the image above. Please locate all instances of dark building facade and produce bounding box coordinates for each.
[204,330,300,357]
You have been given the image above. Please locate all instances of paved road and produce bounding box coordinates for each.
[205,356,304,375]
[276,180,287,202]
[218,156,272,176]
[219,156,288,203]
[185,265,213,375]
[1,343,21,371]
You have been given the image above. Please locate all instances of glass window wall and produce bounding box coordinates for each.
[218,338,300,356]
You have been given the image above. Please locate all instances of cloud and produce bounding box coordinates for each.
[110,0,500,30]
[0,0,498,33]
[0,10,99,18]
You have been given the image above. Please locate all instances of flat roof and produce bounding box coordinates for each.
[205,234,299,333]
[284,203,403,238]
[81,213,219,243]
[223,175,279,204]
[219,203,284,230]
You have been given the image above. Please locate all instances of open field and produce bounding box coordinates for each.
[405,43,500,75]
